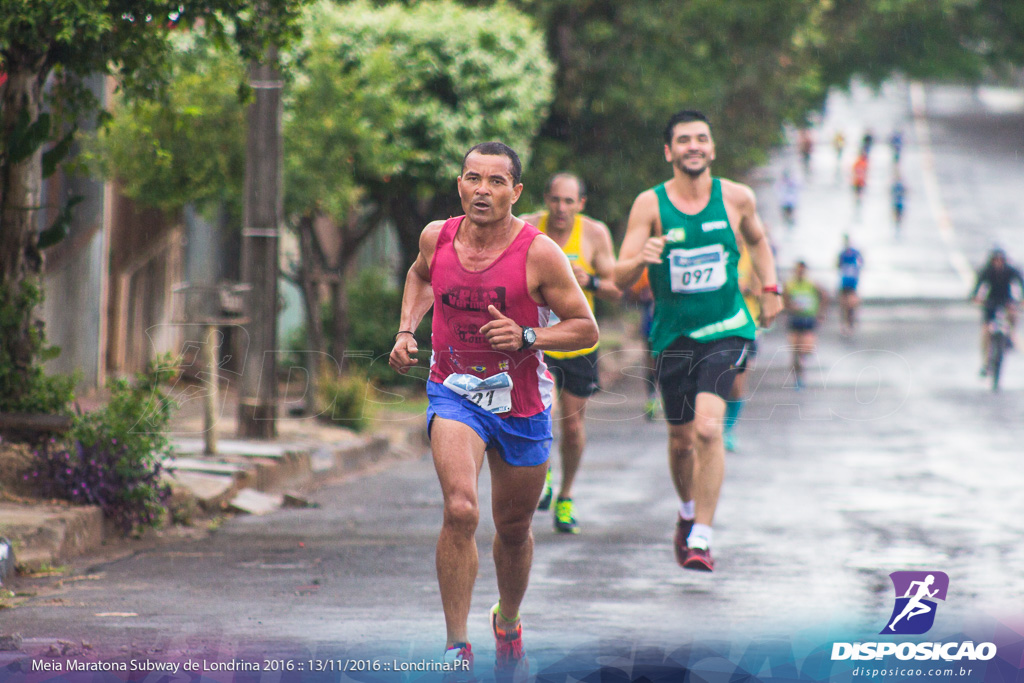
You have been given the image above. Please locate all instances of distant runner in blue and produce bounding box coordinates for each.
[837,234,864,336]
[889,129,904,163]
[891,175,907,232]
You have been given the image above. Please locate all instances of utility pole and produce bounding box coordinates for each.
[237,53,282,438]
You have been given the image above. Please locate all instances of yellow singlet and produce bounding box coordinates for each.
[738,247,761,322]
[537,213,599,358]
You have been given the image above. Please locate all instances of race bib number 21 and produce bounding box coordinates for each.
[669,244,727,293]
[443,372,514,414]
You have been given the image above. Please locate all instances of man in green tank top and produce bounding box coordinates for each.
[614,110,782,572]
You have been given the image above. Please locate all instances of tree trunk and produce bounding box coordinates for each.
[329,272,349,370]
[0,66,46,396]
[237,55,283,439]
[295,214,326,402]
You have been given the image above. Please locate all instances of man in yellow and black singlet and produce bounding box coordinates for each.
[521,173,620,534]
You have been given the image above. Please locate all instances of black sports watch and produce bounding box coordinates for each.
[520,326,537,351]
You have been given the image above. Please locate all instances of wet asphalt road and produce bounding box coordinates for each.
[4,82,1024,672]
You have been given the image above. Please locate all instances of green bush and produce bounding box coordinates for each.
[31,355,178,534]
[316,369,375,432]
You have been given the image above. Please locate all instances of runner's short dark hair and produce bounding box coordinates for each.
[463,142,522,185]
[544,172,587,199]
[664,110,713,144]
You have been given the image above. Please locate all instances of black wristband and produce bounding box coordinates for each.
[586,274,600,291]
[394,330,416,342]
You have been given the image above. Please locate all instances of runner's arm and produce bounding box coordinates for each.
[535,239,599,351]
[586,218,623,302]
[970,267,988,301]
[389,222,442,373]
[479,237,598,353]
[614,190,663,290]
[730,183,782,327]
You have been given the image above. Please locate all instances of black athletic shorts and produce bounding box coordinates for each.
[544,351,601,398]
[788,316,817,332]
[655,335,750,425]
[736,338,758,373]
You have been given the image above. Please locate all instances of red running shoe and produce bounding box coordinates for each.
[490,603,528,678]
[682,545,714,572]
[442,642,474,681]
[674,516,694,567]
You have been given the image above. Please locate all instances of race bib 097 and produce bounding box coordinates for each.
[668,244,727,293]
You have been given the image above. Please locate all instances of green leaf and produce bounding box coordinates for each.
[38,196,84,250]
[42,128,77,179]
[6,111,53,166]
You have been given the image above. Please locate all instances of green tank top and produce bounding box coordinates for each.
[785,278,820,317]
[648,179,756,355]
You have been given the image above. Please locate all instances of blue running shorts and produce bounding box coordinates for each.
[426,381,552,467]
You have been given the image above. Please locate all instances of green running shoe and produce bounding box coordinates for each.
[536,468,553,511]
[644,398,658,421]
[554,497,580,534]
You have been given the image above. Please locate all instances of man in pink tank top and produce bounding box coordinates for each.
[389,142,598,676]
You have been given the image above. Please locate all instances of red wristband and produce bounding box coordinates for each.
[762,284,781,295]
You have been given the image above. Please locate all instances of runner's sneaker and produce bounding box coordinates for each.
[682,545,714,572]
[673,515,694,567]
[644,398,658,421]
[490,603,528,677]
[554,497,580,534]
[441,642,474,681]
[536,468,553,511]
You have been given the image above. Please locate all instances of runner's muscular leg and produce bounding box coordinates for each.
[556,390,589,499]
[668,420,696,507]
[690,392,727,525]
[431,418,486,648]
[488,450,547,627]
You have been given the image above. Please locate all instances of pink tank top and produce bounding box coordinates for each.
[429,216,554,417]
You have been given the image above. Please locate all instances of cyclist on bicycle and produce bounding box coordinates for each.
[971,247,1023,376]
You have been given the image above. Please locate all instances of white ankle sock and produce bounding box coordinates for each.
[679,500,695,520]
[687,523,713,549]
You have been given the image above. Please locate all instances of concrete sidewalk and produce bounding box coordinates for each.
[0,387,428,575]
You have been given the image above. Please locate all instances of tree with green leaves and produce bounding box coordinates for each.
[285,0,554,368]
[426,0,1024,232]
[92,1,553,398]
[333,0,555,268]
[489,0,828,228]
[0,0,307,414]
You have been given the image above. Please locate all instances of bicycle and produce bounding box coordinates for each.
[986,306,1012,392]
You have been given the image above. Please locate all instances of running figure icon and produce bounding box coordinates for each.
[887,574,938,632]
